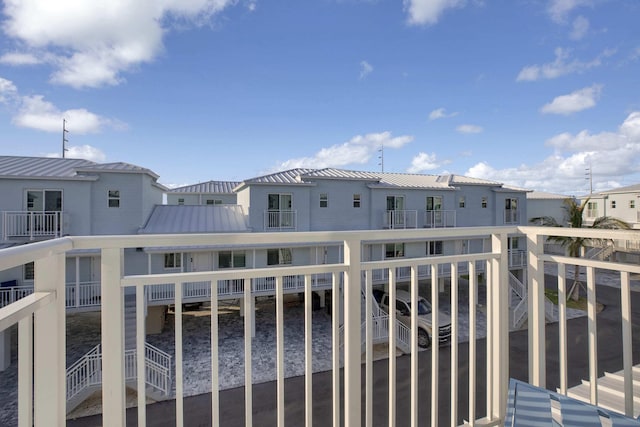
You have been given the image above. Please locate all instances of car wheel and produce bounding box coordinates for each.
[418,329,431,349]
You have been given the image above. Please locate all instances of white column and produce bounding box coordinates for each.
[527,232,546,387]
[101,248,126,426]
[343,238,362,426]
[33,252,65,426]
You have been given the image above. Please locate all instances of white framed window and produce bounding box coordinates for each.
[426,241,443,256]
[385,243,405,259]
[320,193,328,208]
[386,195,405,211]
[178,198,185,205]
[630,200,636,209]
[24,262,34,281]
[353,194,361,208]
[26,189,62,211]
[426,196,442,211]
[219,251,246,269]
[267,248,292,265]
[108,190,120,208]
[206,199,223,205]
[481,196,488,208]
[164,253,182,269]
[459,196,465,208]
[611,200,617,208]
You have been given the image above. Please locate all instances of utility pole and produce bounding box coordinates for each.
[378,143,384,173]
[585,163,593,195]
[62,119,69,158]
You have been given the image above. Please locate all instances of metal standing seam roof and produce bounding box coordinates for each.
[527,191,572,200]
[139,205,249,234]
[590,183,640,196]
[168,180,241,194]
[0,156,161,181]
[0,156,97,178]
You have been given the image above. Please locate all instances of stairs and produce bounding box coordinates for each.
[565,365,640,418]
[66,293,172,413]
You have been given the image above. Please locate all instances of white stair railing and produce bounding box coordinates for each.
[66,342,172,411]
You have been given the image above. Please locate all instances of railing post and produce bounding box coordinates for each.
[488,232,510,421]
[101,248,126,426]
[343,238,362,426]
[33,251,66,426]
[526,231,546,387]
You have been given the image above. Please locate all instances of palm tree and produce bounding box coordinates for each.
[531,197,631,300]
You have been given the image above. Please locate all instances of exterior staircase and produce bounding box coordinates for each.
[565,365,640,418]
[66,294,172,413]
[509,272,557,330]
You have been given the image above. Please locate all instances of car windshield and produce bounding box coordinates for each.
[407,299,432,315]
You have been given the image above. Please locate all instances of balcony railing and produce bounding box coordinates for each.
[2,211,63,240]
[264,210,297,231]
[504,209,520,224]
[1,226,640,426]
[424,209,456,228]
[383,210,418,229]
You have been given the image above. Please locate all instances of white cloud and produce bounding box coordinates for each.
[428,107,458,120]
[0,77,18,103]
[1,0,236,88]
[407,152,441,173]
[12,95,122,134]
[359,61,373,79]
[275,131,414,170]
[516,47,612,82]
[540,84,602,115]
[45,145,107,162]
[569,15,589,40]
[547,0,590,24]
[403,0,465,26]
[466,112,640,194]
[456,124,483,134]
[0,52,42,65]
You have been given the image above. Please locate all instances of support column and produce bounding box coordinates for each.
[527,232,546,387]
[343,238,362,426]
[0,329,10,371]
[33,252,66,426]
[101,248,126,427]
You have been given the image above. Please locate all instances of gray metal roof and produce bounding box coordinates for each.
[0,156,161,180]
[591,183,640,196]
[168,180,241,194]
[139,205,249,234]
[527,191,571,200]
[241,168,504,190]
[0,156,96,178]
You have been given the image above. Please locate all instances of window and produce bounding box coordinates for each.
[385,243,405,259]
[24,262,34,281]
[26,190,62,211]
[505,198,518,210]
[108,190,120,208]
[426,241,443,256]
[178,198,185,205]
[481,197,488,208]
[630,200,636,209]
[267,248,292,265]
[206,199,222,205]
[320,193,328,208]
[459,197,465,208]
[268,193,292,211]
[219,251,246,268]
[426,196,442,211]
[386,195,405,211]
[611,200,617,209]
[164,253,182,269]
[353,194,361,208]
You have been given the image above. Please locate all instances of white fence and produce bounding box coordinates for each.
[1,226,640,426]
[3,211,62,240]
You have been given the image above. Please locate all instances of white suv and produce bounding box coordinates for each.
[378,289,451,348]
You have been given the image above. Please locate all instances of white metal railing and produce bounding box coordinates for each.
[508,249,526,267]
[383,210,418,229]
[424,210,456,228]
[264,210,297,230]
[3,211,62,240]
[504,209,520,224]
[66,344,103,402]
[0,281,101,309]
[2,227,640,426]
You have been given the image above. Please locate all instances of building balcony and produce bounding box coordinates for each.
[383,210,418,229]
[424,209,456,228]
[2,211,64,241]
[503,208,520,224]
[264,210,297,231]
[1,226,640,426]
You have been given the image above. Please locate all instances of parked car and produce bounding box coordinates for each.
[377,289,451,348]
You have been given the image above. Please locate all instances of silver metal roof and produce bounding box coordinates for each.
[139,205,249,234]
[590,183,640,196]
[168,180,241,194]
[0,156,160,180]
[527,191,570,200]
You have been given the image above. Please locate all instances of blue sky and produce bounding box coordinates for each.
[0,0,638,195]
